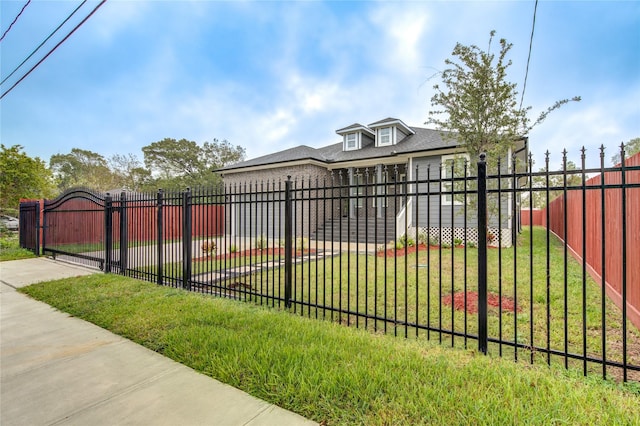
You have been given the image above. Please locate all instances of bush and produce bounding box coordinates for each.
[255,235,267,250]
[201,240,217,256]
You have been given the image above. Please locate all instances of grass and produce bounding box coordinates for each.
[0,232,36,261]
[236,227,640,380]
[20,274,640,425]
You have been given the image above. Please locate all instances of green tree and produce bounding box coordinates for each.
[611,137,640,165]
[50,148,118,192]
[0,145,55,210]
[108,153,151,192]
[524,160,582,209]
[428,30,580,167]
[142,138,245,189]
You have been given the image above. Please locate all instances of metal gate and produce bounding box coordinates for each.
[18,201,40,255]
[41,189,123,271]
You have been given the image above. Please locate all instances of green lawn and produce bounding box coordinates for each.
[21,274,639,425]
[239,227,640,380]
[0,232,36,261]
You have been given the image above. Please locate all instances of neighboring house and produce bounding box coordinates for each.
[218,117,527,246]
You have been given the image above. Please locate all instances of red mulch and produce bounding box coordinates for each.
[442,291,521,314]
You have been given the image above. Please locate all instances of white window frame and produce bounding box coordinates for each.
[345,133,358,151]
[441,154,470,205]
[377,127,393,146]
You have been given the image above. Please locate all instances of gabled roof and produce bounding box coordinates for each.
[335,123,375,136]
[368,117,415,135]
[219,124,462,174]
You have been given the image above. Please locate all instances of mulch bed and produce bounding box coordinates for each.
[442,291,521,314]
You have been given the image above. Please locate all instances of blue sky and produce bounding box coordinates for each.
[1,0,638,170]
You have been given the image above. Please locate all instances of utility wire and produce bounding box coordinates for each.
[519,0,538,111]
[0,0,32,42]
[1,0,107,100]
[1,1,88,86]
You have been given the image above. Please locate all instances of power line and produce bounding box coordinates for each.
[519,0,539,111]
[1,0,107,100]
[1,1,88,86]
[0,0,32,42]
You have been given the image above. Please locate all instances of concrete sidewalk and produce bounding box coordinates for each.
[0,258,317,426]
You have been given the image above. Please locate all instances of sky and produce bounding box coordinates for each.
[1,0,639,171]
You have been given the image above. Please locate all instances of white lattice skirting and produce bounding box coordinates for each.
[409,226,513,248]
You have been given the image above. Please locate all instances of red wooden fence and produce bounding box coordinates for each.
[23,197,224,246]
[523,152,640,330]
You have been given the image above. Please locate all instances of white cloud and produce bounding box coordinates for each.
[528,84,640,168]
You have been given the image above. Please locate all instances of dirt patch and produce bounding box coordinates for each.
[442,291,521,314]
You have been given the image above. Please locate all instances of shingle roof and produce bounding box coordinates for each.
[218,125,460,173]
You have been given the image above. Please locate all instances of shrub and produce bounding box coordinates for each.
[296,237,309,251]
[201,240,217,256]
[230,244,238,253]
[255,235,267,250]
[417,231,429,246]
[398,235,415,249]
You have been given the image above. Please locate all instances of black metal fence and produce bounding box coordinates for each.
[20,148,640,382]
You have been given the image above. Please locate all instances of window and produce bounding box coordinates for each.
[378,127,392,146]
[441,154,469,205]
[345,133,357,150]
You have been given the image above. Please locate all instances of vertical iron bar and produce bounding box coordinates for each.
[463,160,468,348]
[284,176,293,309]
[450,159,455,347]
[104,194,113,273]
[599,145,607,379]
[529,153,534,365]
[157,189,164,286]
[512,153,518,361]
[120,192,128,275]
[414,164,420,339]
[35,201,40,256]
[498,158,503,357]
[545,152,551,366]
[426,165,431,341]
[183,188,192,290]
[620,143,628,382]
[477,153,488,354]
[581,147,587,376]
[562,150,568,369]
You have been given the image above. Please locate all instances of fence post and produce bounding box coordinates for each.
[477,153,488,354]
[182,188,192,290]
[157,189,164,286]
[119,192,128,274]
[35,201,40,256]
[284,177,293,308]
[105,194,113,273]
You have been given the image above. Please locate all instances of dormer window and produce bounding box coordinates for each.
[378,127,392,146]
[346,133,357,150]
[336,123,375,152]
[369,117,416,148]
